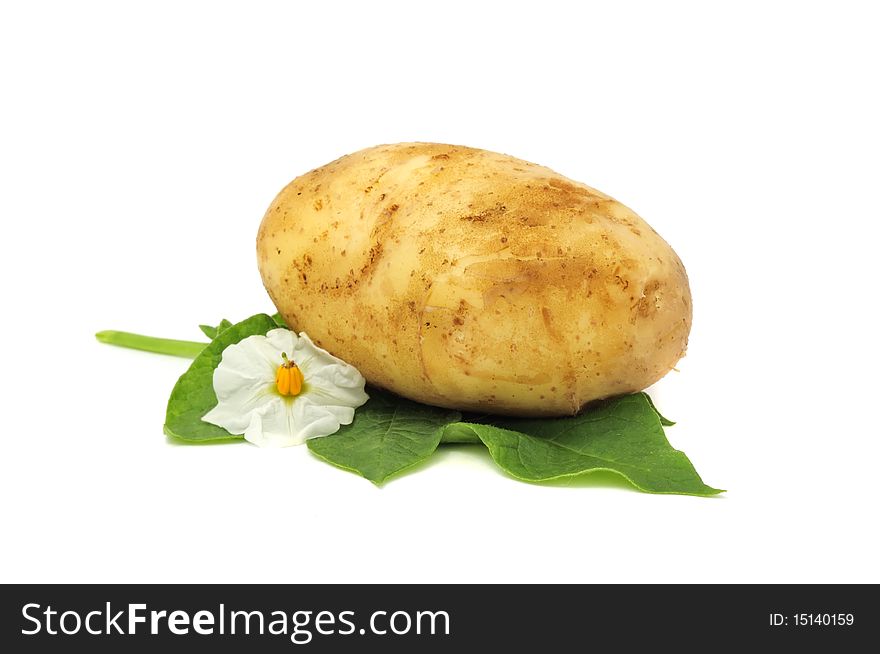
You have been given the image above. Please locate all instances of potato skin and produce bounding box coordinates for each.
[257,143,691,416]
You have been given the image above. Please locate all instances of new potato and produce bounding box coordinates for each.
[257,143,691,416]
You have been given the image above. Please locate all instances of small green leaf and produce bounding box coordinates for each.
[307,388,460,484]
[164,314,279,441]
[644,393,676,426]
[198,318,233,340]
[271,312,288,328]
[447,393,721,496]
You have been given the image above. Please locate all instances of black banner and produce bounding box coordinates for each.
[1,584,875,651]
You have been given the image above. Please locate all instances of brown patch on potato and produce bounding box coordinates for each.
[489,181,602,228]
[363,169,390,194]
[313,198,323,211]
[547,177,597,196]
[353,204,400,283]
[460,203,508,223]
[541,307,562,342]
[637,280,663,317]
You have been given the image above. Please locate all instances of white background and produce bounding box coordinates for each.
[1,1,878,583]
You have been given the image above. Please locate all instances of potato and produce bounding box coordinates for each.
[257,143,691,416]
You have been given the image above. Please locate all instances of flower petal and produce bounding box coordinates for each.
[202,383,275,434]
[244,395,350,447]
[201,332,282,434]
[202,327,367,446]
[221,333,282,376]
[263,328,299,361]
[293,332,369,409]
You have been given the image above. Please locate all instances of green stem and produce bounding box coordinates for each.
[95,330,206,359]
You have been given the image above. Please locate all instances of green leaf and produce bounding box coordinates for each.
[644,393,675,426]
[446,393,721,496]
[162,309,718,494]
[198,318,233,340]
[164,314,279,441]
[271,312,288,328]
[439,422,483,444]
[307,388,460,484]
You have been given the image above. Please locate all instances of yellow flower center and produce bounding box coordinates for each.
[275,352,304,396]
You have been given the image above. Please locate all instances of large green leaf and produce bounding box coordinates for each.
[444,393,721,496]
[307,388,460,484]
[164,313,279,441]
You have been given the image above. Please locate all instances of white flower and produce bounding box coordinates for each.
[202,328,368,447]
